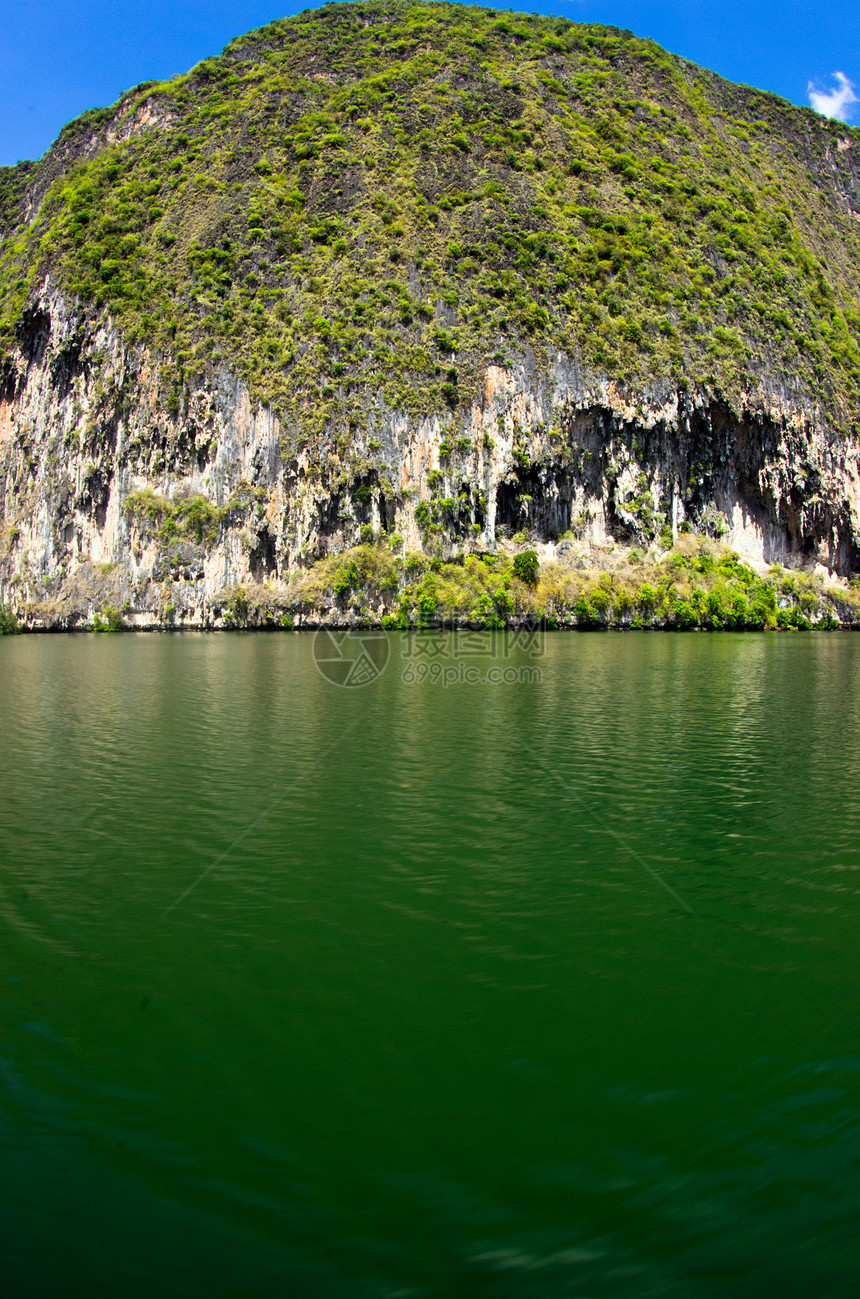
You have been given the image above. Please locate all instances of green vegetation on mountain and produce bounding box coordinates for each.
[1,0,859,447]
[213,533,858,630]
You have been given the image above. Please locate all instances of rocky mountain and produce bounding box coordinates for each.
[1,0,860,630]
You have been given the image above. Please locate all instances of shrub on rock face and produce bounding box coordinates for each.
[673,598,698,630]
[93,605,126,632]
[512,550,540,586]
[0,605,19,634]
[222,587,249,626]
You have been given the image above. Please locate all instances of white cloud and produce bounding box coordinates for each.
[807,71,858,122]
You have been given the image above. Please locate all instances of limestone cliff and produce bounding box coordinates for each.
[1,280,858,628]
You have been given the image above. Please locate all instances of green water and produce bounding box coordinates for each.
[1,631,859,1297]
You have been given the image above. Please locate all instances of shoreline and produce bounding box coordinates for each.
[2,619,856,637]
[4,534,859,636]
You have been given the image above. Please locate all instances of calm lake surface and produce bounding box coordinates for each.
[1,630,859,1297]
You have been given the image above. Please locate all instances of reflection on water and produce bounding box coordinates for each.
[1,631,859,1296]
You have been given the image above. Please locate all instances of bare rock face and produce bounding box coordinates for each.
[1,285,859,628]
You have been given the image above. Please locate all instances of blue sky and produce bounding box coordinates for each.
[1,0,857,166]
